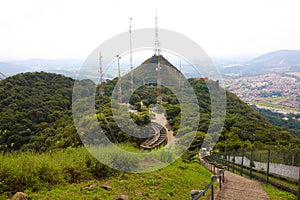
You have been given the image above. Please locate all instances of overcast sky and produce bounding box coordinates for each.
[0,0,300,60]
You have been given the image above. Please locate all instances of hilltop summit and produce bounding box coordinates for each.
[141,54,181,73]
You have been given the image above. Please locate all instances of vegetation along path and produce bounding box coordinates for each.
[215,171,270,200]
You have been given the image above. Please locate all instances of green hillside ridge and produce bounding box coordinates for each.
[252,106,300,137]
[0,71,299,154]
[1,70,299,199]
[0,72,81,152]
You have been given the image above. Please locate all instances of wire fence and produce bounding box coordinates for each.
[211,147,300,199]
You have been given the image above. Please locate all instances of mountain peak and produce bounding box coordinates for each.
[141,54,180,72]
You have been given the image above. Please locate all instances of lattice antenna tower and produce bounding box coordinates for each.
[155,11,162,104]
[179,59,182,87]
[129,17,134,93]
[154,10,161,55]
[99,52,104,96]
[117,54,122,103]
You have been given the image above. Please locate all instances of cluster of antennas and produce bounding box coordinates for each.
[99,15,180,105]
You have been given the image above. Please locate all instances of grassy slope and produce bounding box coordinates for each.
[0,147,212,200]
[263,185,296,200]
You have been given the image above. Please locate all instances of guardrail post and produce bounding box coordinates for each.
[219,170,222,189]
[211,176,214,200]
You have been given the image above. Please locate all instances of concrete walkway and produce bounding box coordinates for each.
[215,171,270,200]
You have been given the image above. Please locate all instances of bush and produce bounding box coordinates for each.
[0,147,117,196]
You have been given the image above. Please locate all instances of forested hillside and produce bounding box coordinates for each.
[0,71,299,153]
[252,106,300,137]
[0,72,81,152]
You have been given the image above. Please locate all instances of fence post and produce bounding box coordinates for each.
[241,149,244,176]
[250,146,254,179]
[228,151,232,171]
[211,176,214,200]
[233,151,235,173]
[298,167,300,200]
[219,172,222,189]
[266,148,270,185]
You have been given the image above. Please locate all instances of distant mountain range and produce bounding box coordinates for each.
[221,50,300,76]
[0,59,83,78]
[1,50,300,79]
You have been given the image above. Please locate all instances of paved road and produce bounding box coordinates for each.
[215,171,270,200]
[151,112,174,145]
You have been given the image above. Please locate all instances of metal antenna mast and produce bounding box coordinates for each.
[129,17,134,93]
[99,52,104,96]
[117,54,122,103]
[154,10,160,55]
[179,59,182,87]
[155,11,162,104]
[0,72,7,80]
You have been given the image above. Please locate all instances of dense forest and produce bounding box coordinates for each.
[0,72,81,152]
[252,106,300,137]
[0,70,299,154]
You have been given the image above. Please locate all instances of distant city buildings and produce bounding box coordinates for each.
[224,73,300,113]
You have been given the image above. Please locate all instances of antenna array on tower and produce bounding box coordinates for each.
[99,52,104,96]
[155,11,162,104]
[129,18,134,94]
[117,55,122,103]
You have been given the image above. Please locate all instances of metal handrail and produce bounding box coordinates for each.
[190,168,225,200]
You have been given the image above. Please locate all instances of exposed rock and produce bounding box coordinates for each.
[100,184,112,190]
[81,184,98,191]
[179,165,187,170]
[12,192,27,200]
[115,194,128,200]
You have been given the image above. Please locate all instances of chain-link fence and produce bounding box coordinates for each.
[211,147,300,198]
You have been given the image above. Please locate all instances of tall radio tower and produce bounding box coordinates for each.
[117,54,122,103]
[99,52,104,96]
[129,18,134,94]
[155,11,162,104]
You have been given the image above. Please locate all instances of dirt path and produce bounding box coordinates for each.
[215,171,270,200]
